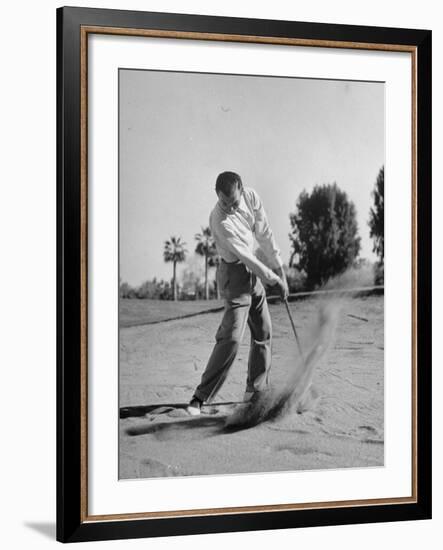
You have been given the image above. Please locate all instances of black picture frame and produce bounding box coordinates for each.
[57,6,432,543]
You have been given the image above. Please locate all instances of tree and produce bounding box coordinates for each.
[195,226,217,300]
[180,267,202,300]
[208,253,221,299]
[289,182,361,289]
[369,166,384,261]
[119,279,134,299]
[163,236,187,301]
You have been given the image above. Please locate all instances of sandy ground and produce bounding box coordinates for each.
[119,295,384,479]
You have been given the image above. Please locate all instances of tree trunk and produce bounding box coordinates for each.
[204,254,209,300]
[173,261,177,301]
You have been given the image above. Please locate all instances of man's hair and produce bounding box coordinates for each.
[215,171,243,196]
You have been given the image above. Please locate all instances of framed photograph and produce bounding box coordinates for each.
[56,6,432,543]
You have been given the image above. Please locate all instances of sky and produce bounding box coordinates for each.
[119,69,384,287]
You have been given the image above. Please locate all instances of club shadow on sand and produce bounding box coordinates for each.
[125,415,230,439]
[123,407,286,438]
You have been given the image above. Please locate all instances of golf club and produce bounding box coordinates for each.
[284,298,305,363]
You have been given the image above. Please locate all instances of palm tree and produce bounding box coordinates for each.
[195,226,217,300]
[163,236,187,301]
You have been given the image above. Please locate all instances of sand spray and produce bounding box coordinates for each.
[224,266,374,430]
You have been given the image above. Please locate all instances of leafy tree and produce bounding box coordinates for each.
[119,280,134,299]
[180,267,202,300]
[136,278,162,299]
[285,265,307,293]
[289,183,361,289]
[195,226,217,300]
[369,166,384,261]
[163,236,187,301]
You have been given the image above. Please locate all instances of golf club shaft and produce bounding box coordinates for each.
[284,299,305,362]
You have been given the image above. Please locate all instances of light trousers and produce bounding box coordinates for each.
[193,261,272,402]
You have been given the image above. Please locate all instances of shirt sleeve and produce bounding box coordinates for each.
[216,220,280,286]
[249,190,284,270]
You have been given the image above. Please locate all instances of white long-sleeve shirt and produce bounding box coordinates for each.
[209,186,283,285]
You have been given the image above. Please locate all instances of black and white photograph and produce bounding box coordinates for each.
[0,0,436,545]
[118,68,385,479]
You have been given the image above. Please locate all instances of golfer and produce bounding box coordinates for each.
[187,171,289,416]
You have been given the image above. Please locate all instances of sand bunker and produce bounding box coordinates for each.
[119,291,384,478]
[119,266,384,478]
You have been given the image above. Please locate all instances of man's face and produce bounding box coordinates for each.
[217,184,242,214]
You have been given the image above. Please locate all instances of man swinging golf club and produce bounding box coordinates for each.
[187,171,289,416]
